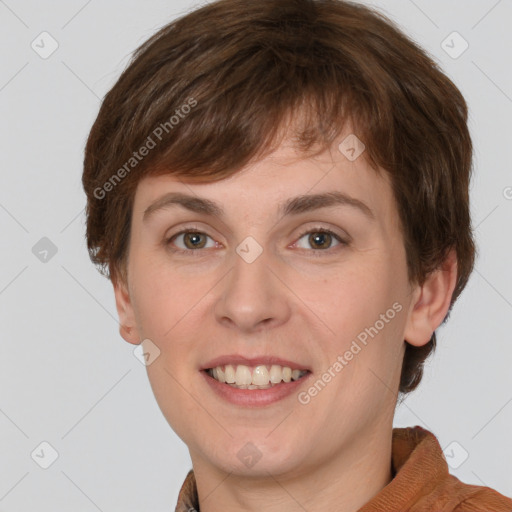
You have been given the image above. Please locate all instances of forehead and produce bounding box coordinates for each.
[132,139,396,228]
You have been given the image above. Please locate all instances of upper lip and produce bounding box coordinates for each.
[201,355,311,371]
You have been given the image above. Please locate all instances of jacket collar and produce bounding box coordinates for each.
[175,426,512,511]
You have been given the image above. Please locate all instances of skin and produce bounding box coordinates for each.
[113,133,457,512]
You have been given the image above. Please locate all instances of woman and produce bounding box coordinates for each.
[82,0,512,510]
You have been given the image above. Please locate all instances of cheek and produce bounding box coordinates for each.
[129,255,210,339]
[133,266,207,441]
[307,269,407,423]
[309,251,407,380]
[313,256,398,333]
[145,360,204,449]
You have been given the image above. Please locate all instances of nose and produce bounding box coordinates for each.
[214,243,292,333]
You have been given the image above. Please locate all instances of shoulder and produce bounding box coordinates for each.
[389,426,512,512]
[434,472,512,512]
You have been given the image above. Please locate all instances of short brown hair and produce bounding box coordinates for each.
[82,0,476,395]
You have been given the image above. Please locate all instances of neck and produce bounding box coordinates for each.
[191,423,394,512]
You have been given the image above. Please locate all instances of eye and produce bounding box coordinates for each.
[166,230,217,252]
[164,226,349,255]
[294,228,348,252]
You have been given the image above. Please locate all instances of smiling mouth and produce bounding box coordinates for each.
[206,363,310,389]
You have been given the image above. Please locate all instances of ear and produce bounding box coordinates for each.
[403,248,458,347]
[112,277,140,345]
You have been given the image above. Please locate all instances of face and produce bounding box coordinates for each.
[114,135,439,480]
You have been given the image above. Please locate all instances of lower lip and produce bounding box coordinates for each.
[201,370,311,407]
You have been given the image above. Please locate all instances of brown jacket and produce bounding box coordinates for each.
[175,426,512,511]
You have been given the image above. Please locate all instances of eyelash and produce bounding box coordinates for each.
[164,225,349,257]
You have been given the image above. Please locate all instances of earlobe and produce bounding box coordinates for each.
[112,279,140,345]
[403,249,458,347]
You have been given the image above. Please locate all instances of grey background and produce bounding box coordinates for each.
[0,0,511,510]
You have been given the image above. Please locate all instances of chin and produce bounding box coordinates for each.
[207,434,306,477]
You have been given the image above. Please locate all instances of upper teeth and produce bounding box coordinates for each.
[208,364,307,388]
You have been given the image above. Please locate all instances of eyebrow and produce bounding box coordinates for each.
[142,191,375,222]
